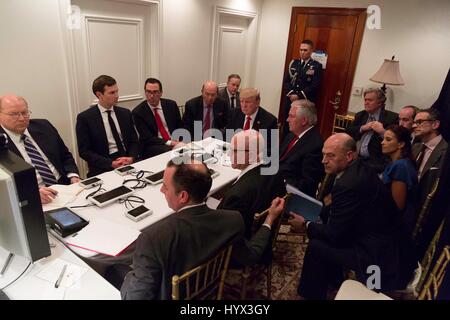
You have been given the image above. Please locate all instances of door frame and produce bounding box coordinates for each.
[279,7,366,137]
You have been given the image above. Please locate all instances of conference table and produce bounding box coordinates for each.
[43,137,240,259]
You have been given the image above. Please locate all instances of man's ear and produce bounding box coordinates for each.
[179,190,189,205]
[432,120,440,130]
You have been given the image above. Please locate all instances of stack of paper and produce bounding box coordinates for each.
[42,184,84,212]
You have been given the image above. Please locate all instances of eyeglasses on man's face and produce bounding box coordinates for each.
[1,111,32,119]
[413,119,434,126]
[145,90,161,95]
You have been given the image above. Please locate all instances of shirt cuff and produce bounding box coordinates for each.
[262,223,271,231]
[67,173,79,179]
[165,140,172,146]
[306,221,311,229]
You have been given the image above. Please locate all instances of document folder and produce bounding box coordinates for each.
[286,184,323,222]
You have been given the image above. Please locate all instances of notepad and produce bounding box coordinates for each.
[42,184,84,212]
[286,184,323,222]
[66,218,140,256]
[35,258,88,289]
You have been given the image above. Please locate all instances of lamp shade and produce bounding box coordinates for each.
[370,59,405,85]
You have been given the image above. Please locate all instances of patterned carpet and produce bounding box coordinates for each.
[223,225,308,300]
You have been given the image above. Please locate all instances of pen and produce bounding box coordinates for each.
[55,264,67,288]
[0,253,14,277]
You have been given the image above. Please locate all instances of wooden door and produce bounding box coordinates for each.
[279,7,366,138]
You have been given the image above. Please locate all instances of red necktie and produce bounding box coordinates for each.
[280,135,299,161]
[203,105,212,133]
[243,116,252,130]
[153,108,170,141]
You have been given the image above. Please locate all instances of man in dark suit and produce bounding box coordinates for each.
[218,129,285,238]
[120,159,285,300]
[0,94,80,204]
[132,78,183,158]
[399,105,420,144]
[346,88,399,173]
[182,81,229,141]
[76,75,140,177]
[227,87,277,153]
[218,74,241,111]
[411,108,448,259]
[289,133,401,299]
[279,99,324,197]
[282,39,322,138]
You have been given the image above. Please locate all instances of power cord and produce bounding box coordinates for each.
[119,195,145,210]
[0,260,32,291]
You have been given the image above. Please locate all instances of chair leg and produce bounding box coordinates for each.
[240,267,250,300]
[266,264,272,300]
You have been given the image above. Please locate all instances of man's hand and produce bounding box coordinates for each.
[360,122,373,133]
[289,94,299,102]
[263,197,286,226]
[288,212,306,233]
[39,187,58,204]
[111,159,124,168]
[70,177,80,184]
[116,157,134,165]
[371,121,386,135]
[171,141,185,148]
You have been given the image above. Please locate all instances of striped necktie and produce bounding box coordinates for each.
[21,134,58,186]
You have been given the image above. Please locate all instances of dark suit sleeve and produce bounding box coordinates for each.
[182,100,195,138]
[346,111,365,140]
[231,226,271,266]
[125,111,140,160]
[47,121,79,175]
[120,231,163,300]
[76,113,113,170]
[307,182,360,244]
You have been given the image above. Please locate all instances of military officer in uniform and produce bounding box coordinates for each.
[282,39,322,138]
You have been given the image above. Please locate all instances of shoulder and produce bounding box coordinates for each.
[160,98,178,108]
[258,106,276,120]
[77,105,98,119]
[185,95,202,107]
[29,119,57,132]
[114,106,132,115]
[132,100,147,114]
[382,109,399,121]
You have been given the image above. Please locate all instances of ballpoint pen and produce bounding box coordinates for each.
[54,264,67,288]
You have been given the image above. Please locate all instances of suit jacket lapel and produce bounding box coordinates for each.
[28,124,57,167]
[421,139,447,179]
[93,106,109,152]
[0,127,21,157]
[114,107,128,151]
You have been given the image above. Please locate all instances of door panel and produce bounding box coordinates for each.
[280,7,366,138]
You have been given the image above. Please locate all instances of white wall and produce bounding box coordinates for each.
[255,0,450,115]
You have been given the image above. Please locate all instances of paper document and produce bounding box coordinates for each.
[42,184,84,212]
[35,258,88,289]
[286,184,323,222]
[66,218,140,256]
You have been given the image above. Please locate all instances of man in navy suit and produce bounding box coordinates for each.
[76,75,140,177]
[282,39,322,138]
[182,81,229,141]
[0,94,80,204]
[279,99,324,197]
[218,74,241,111]
[227,87,278,154]
[132,78,183,158]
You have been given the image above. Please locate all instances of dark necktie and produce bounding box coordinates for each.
[280,135,299,161]
[21,134,58,186]
[106,110,125,156]
[230,96,236,109]
[243,116,252,130]
[416,143,428,171]
[203,105,212,133]
[153,107,170,141]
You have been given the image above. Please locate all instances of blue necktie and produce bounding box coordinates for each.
[21,134,58,186]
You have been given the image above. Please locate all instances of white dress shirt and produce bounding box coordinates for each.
[242,108,259,130]
[147,101,172,146]
[98,104,124,155]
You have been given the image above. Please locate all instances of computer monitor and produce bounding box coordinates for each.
[0,148,51,263]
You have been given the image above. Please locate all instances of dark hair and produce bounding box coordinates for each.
[167,160,212,203]
[386,124,412,159]
[418,108,440,121]
[301,39,314,47]
[145,78,163,92]
[92,75,116,97]
[227,74,241,82]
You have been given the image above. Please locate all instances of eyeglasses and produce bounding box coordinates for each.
[1,111,32,119]
[145,90,161,95]
[413,119,434,125]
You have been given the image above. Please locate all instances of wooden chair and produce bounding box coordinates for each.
[178,105,185,117]
[171,243,233,300]
[237,200,286,300]
[332,113,355,134]
[418,245,450,300]
[412,178,440,241]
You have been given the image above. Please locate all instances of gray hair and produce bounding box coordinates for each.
[291,99,317,125]
[364,87,386,106]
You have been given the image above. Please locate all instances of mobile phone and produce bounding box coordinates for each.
[115,165,135,176]
[125,205,152,222]
[209,168,219,179]
[89,186,134,207]
[79,177,102,189]
[144,170,164,185]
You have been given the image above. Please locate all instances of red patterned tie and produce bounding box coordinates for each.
[153,108,170,141]
[243,116,252,130]
[203,105,212,133]
[280,135,299,161]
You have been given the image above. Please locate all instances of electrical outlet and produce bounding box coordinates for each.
[352,87,363,96]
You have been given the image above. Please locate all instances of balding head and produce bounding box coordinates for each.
[201,81,218,106]
[0,94,30,134]
[322,133,357,174]
[230,129,264,170]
